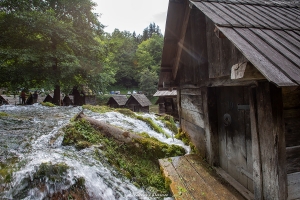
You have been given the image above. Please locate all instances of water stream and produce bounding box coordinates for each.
[0,104,189,199]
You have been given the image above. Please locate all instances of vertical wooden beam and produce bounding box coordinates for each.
[255,82,287,199]
[172,1,191,79]
[202,87,219,166]
[249,87,263,199]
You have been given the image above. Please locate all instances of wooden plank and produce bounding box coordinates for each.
[244,87,253,193]
[173,1,191,79]
[256,82,287,199]
[185,154,246,200]
[181,108,204,128]
[192,2,228,25]
[173,156,220,199]
[285,117,300,147]
[282,87,300,109]
[242,28,300,83]
[249,87,263,200]
[181,94,203,112]
[287,172,300,200]
[215,167,254,200]
[181,118,206,157]
[181,88,202,96]
[252,28,300,67]
[231,62,265,80]
[286,146,300,174]
[202,87,219,166]
[158,158,193,200]
[218,27,296,86]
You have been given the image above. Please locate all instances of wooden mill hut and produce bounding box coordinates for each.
[158,0,300,199]
[126,94,152,113]
[106,95,128,108]
[153,90,178,118]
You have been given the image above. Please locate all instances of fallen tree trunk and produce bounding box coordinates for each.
[75,111,142,143]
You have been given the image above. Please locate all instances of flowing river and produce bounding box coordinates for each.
[0,104,189,199]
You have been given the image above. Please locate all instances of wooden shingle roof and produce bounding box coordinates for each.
[128,94,152,107]
[107,95,128,106]
[191,0,300,86]
[153,90,177,97]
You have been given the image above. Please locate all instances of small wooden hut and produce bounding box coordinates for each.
[153,90,178,118]
[106,95,128,108]
[126,94,152,113]
[43,94,53,103]
[158,0,300,199]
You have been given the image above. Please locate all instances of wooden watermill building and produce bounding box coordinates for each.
[158,0,300,199]
[106,95,128,108]
[125,94,152,113]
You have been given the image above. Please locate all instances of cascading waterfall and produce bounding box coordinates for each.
[0,104,189,199]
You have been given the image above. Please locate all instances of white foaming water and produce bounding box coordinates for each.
[0,104,187,199]
[85,110,190,154]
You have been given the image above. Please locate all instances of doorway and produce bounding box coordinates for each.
[217,86,253,192]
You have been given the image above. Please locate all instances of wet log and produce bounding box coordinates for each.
[75,112,142,143]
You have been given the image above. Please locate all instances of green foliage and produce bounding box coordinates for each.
[0,0,108,94]
[95,95,112,105]
[41,102,56,107]
[139,68,158,96]
[136,115,170,138]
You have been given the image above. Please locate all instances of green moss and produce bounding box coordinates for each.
[83,105,113,113]
[13,162,89,199]
[115,108,136,118]
[62,119,102,149]
[175,129,190,145]
[41,102,56,107]
[158,115,178,134]
[34,162,69,182]
[137,116,170,138]
[0,112,8,117]
[62,118,186,194]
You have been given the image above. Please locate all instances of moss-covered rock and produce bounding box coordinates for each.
[12,162,89,200]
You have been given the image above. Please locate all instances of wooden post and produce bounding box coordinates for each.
[255,82,287,199]
[202,87,219,166]
[249,87,263,199]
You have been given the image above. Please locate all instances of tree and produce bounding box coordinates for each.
[135,33,164,77]
[104,29,139,88]
[0,0,109,104]
[139,68,158,96]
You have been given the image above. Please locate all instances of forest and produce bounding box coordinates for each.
[0,0,163,100]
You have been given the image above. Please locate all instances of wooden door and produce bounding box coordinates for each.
[217,87,253,192]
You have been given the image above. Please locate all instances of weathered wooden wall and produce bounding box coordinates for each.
[282,87,300,200]
[180,88,206,157]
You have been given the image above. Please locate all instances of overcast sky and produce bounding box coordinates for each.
[93,0,169,35]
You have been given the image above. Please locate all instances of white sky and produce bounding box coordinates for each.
[93,0,169,35]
